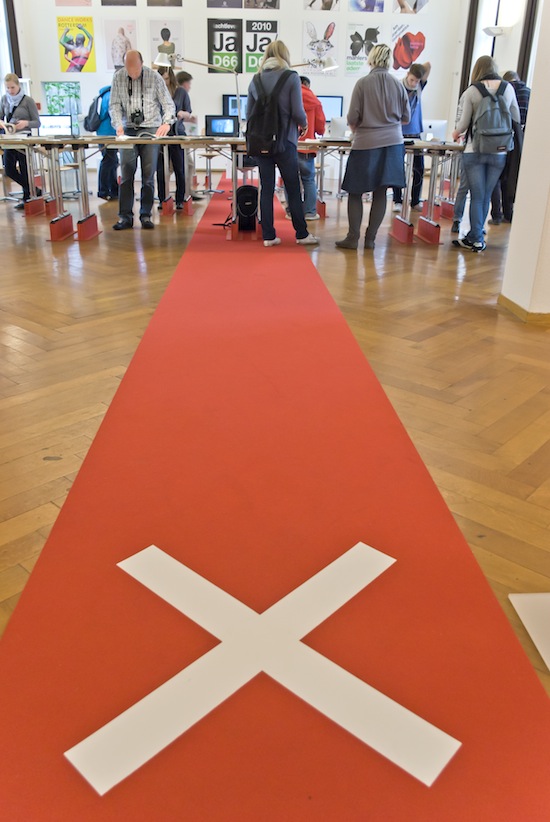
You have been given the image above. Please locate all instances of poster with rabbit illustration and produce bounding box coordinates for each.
[304,0,342,10]
[302,20,338,73]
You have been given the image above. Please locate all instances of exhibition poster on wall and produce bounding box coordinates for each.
[57,17,96,73]
[346,21,388,75]
[349,1,385,12]
[147,0,182,7]
[101,0,136,6]
[394,0,430,12]
[207,1,243,8]
[244,1,280,10]
[55,0,91,7]
[104,20,136,71]
[150,20,183,69]
[207,19,243,73]
[305,1,341,9]
[302,20,338,74]
[244,19,278,73]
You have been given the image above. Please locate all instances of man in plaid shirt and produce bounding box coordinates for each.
[110,50,175,230]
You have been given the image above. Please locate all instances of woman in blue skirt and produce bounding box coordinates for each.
[337,44,410,250]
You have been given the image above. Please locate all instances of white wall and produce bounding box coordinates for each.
[13,0,467,140]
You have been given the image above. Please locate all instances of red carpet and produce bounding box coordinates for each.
[1,190,549,820]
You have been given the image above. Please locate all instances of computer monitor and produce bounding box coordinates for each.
[222,94,248,120]
[317,95,344,123]
[423,119,448,143]
[205,115,240,138]
[39,114,73,138]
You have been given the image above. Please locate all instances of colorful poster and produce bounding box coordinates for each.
[392,23,426,71]
[147,0,182,6]
[207,19,243,73]
[346,22,384,75]
[244,19,278,73]
[302,20,338,73]
[57,17,96,73]
[56,0,91,6]
[244,1,280,9]
[349,0,384,11]
[104,20,136,71]
[150,20,183,69]
[304,0,341,8]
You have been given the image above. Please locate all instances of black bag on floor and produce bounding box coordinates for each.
[236,185,258,232]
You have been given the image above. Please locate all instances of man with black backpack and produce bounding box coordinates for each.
[451,55,519,253]
[246,41,319,248]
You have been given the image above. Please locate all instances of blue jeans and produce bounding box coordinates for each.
[298,153,317,215]
[118,133,159,222]
[461,152,506,243]
[98,147,118,199]
[256,141,308,241]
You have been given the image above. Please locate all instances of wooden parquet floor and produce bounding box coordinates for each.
[0,179,548,696]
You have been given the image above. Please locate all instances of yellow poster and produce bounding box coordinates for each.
[57,17,96,73]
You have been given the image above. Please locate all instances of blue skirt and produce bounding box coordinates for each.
[342,144,406,193]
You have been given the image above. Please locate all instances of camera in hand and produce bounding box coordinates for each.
[130,110,144,127]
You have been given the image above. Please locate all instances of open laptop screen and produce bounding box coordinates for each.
[39,115,73,138]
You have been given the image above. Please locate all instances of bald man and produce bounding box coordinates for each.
[109,50,175,230]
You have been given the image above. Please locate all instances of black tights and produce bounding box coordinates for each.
[346,187,388,243]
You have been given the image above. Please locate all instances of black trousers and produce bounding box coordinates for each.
[3,148,31,200]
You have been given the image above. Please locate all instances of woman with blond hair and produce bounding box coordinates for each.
[452,55,519,252]
[336,43,410,250]
[0,73,41,209]
[246,40,318,247]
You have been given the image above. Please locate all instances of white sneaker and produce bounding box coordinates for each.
[411,203,424,212]
[305,213,320,221]
[393,203,402,213]
[296,234,319,245]
[264,237,281,247]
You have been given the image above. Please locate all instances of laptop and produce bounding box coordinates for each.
[39,114,74,138]
[422,120,448,143]
[205,115,240,139]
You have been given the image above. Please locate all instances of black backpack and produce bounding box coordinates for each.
[470,82,514,153]
[245,70,293,157]
[84,88,110,133]
[236,185,258,231]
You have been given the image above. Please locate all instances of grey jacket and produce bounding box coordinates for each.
[347,67,410,151]
[0,94,41,133]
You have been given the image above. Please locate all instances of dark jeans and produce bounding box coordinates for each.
[393,152,424,207]
[98,147,119,199]
[157,144,186,205]
[3,148,31,200]
[118,134,159,222]
[256,141,308,241]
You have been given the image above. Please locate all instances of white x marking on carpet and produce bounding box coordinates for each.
[65,542,461,794]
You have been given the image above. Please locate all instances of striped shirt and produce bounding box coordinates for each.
[510,80,530,127]
[109,65,175,132]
